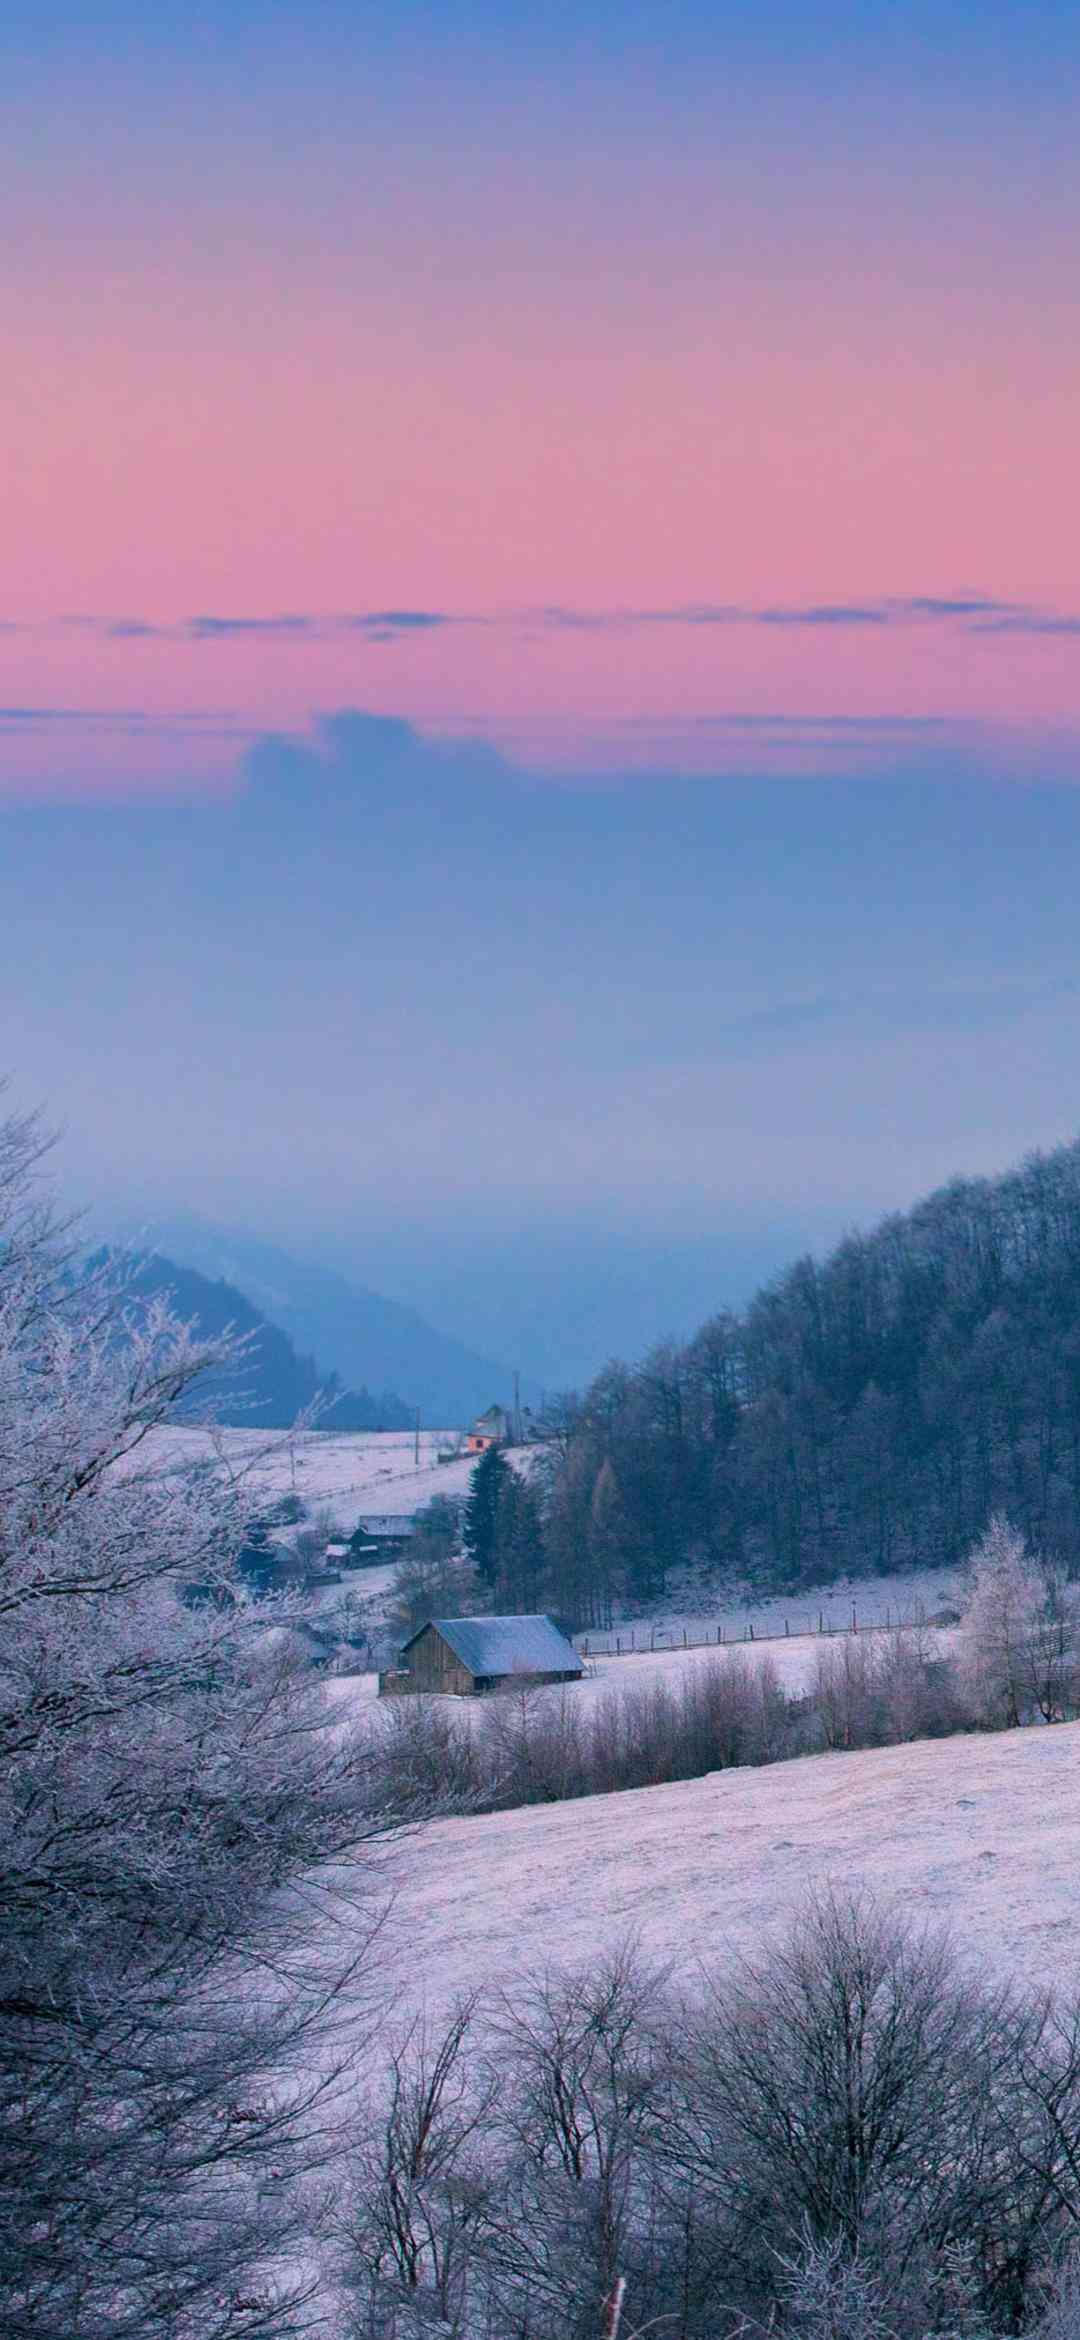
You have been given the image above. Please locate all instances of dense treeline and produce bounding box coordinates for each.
[340,1896,1080,2340]
[539,1140,1080,1616]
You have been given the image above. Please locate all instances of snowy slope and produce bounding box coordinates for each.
[138,1424,521,1528]
[358,1718,1080,2025]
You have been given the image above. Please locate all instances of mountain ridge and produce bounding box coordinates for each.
[112,1217,526,1425]
[102,1249,414,1431]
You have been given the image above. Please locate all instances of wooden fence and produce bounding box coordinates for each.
[576,1603,936,1661]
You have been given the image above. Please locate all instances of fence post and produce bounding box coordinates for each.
[748,1620,754,1640]
[616,1635,621,1654]
[818,1610,824,1634]
[683,1626,688,1647]
[785,1616,790,1636]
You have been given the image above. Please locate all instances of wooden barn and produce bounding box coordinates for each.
[382,1613,584,1697]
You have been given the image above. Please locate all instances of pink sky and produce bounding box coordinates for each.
[6,6,1080,795]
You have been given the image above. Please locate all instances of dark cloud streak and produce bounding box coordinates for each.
[11,598,1080,650]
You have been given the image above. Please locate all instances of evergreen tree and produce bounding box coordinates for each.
[462,1444,510,1589]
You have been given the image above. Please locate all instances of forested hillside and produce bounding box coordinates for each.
[543,1139,1080,1609]
[106,1252,413,1430]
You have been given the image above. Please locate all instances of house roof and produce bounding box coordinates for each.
[403,1613,583,1678]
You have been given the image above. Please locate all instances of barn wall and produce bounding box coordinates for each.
[385,1625,586,1699]
[397,1624,475,1696]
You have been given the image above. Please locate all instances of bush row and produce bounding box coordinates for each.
[371,1628,972,1815]
[340,1891,1080,2340]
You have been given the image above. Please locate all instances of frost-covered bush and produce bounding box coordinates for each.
[0,1105,410,2340]
[812,1625,970,1749]
[959,1516,1080,1726]
[341,1897,1080,2340]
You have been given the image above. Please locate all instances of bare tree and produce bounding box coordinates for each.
[1022,1564,1080,1723]
[673,1887,1035,2315]
[341,1997,496,2337]
[485,1945,674,2340]
[333,1904,1080,2340]
[810,1636,883,1751]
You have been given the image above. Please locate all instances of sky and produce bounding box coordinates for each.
[4,2,1080,1380]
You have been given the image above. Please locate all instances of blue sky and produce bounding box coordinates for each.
[6,714,1080,1378]
[6,0,1080,1378]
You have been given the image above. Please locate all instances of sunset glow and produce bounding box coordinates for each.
[6,0,1080,794]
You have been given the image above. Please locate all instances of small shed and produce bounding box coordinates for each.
[385,1613,584,1697]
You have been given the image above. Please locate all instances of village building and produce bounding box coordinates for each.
[381,1613,584,1697]
[346,1513,417,1563]
[466,1403,513,1454]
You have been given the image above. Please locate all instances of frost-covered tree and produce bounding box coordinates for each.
[959,1514,1080,1727]
[0,1103,411,2340]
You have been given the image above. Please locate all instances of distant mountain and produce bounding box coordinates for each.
[120,1220,524,1427]
[106,1251,413,1430]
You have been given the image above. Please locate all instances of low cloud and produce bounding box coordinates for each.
[346,609,451,632]
[675,712,946,731]
[0,706,252,736]
[755,603,891,627]
[187,614,317,640]
[971,614,1080,638]
[14,595,1080,647]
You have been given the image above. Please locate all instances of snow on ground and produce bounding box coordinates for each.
[137,1430,962,1648]
[579,1565,964,1653]
[358,1719,1080,2027]
[135,1424,528,1531]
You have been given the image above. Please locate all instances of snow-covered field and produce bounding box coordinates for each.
[359,1718,1080,2026]
[137,1424,507,1529]
[578,1566,964,1653]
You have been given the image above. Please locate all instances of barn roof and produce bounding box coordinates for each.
[405,1613,583,1678]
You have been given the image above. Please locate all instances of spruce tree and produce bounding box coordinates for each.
[462,1444,510,1589]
